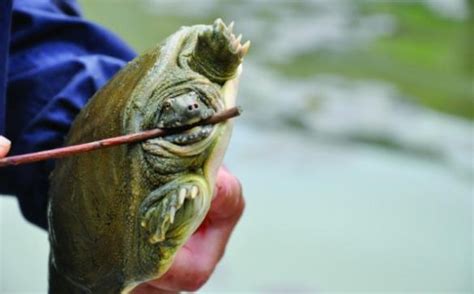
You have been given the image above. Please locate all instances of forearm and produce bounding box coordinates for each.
[0,0,136,229]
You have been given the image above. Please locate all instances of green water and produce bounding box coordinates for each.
[1,0,472,293]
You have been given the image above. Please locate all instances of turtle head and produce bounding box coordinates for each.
[138,19,250,173]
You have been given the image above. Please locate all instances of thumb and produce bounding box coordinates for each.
[0,136,11,158]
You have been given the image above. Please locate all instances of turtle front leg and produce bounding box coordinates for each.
[139,175,211,245]
[188,19,249,84]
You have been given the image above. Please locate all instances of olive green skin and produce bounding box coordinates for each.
[47,20,247,293]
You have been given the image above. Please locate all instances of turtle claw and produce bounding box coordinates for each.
[169,206,176,224]
[190,185,199,199]
[228,21,235,33]
[178,188,186,205]
[239,40,251,58]
[144,197,171,244]
[141,207,156,228]
[213,18,226,33]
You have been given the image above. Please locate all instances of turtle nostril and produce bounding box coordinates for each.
[188,104,199,111]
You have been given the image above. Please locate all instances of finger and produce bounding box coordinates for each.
[207,167,244,222]
[131,282,177,294]
[0,136,11,158]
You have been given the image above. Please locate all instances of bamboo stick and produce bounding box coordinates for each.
[0,107,241,168]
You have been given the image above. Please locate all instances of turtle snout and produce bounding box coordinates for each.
[157,92,213,128]
[184,95,201,116]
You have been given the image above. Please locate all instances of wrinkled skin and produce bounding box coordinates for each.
[47,19,249,293]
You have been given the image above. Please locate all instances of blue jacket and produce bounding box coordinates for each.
[0,0,136,229]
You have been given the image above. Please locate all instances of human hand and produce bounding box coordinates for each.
[0,136,11,158]
[132,167,244,293]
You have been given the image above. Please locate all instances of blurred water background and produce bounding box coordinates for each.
[1,0,472,293]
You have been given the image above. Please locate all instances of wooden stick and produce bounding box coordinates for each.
[0,107,241,168]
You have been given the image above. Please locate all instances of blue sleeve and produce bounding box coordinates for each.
[0,0,137,229]
[0,0,13,135]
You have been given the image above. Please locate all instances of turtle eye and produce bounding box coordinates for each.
[162,100,172,110]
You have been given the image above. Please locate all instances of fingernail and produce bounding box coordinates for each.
[0,136,10,147]
[221,165,231,173]
[0,136,11,157]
